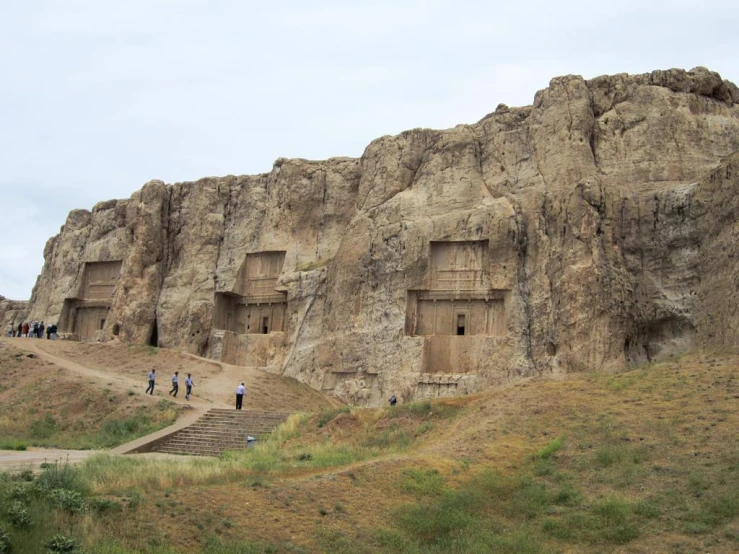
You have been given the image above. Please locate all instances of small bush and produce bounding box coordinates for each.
[8,482,32,500]
[399,468,446,497]
[7,500,31,528]
[0,439,28,451]
[87,497,122,514]
[48,488,86,514]
[35,461,89,495]
[535,437,564,460]
[29,413,58,439]
[45,533,78,553]
[316,407,351,428]
[0,526,10,554]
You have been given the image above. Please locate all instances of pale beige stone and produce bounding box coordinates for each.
[22,68,739,405]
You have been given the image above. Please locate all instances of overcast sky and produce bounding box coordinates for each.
[1,1,737,301]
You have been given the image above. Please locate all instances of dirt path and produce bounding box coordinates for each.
[0,447,96,472]
[0,338,339,467]
[1,338,338,413]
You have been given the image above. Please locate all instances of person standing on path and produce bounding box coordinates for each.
[169,371,179,397]
[235,382,245,410]
[145,369,156,395]
[185,373,193,400]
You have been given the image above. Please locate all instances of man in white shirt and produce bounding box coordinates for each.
[185,374,194,400]
[145,369,156,395]
[236,382,245,410]
[169,372,179,397]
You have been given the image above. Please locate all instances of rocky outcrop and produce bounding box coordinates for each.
[24,67,739,405]
[0,295,28,333]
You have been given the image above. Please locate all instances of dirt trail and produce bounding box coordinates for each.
[0,338,338,413]
[0,447,96,472]
[0,338,340,468]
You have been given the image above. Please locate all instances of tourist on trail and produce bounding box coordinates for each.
[235,382,245,410]
[17,323,22,337]
[21,322,28,337]
[185,373,193,400]
[32,322,39,338]
[6,324,12,337]
[169,371,179,397]
[46,324,52,339]
[39,322,45,339]
[50,323,58,340]
[145,369,156,395]
[389,394,397,406]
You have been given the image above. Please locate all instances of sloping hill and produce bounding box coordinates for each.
[2,346,739,552]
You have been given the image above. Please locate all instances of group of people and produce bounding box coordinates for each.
[144,369,247,410]
[145,370,195,401]
[6,321,58,339]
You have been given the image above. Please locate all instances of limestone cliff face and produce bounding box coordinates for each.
[25,67,739,405]
[0,296,28,332]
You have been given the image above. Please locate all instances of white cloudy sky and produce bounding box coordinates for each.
[1,1,737,300]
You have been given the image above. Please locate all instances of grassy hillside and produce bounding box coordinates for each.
[2,351,739,552]
[0,341,180,450]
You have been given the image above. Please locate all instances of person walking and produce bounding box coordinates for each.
[235,382,245,410]
[145,369,156,395]
[38,322,45,339]
[169,372,179,397]
[185,373,193,400]
[21,322,28,337]
[17,323,22,337]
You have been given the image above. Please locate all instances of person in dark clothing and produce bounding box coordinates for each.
[17,323,22,337]
[39,322,45,339]
[46,324,52,339]
[169,372,179,397]
[389,394,397,406]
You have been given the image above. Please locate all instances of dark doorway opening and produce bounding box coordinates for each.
[262,316,269,334]
[149,318,159,347]
[456,314,466,336]
[99,319,106,330]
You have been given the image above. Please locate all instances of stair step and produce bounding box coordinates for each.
[150,408,289,456]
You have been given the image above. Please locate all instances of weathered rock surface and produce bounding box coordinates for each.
[23,67,739,405]
[0,295,28,333]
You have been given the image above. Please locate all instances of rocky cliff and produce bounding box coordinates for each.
[0,296,28,333]
[24,67,739,405]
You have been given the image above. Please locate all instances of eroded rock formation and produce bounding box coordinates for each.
[0,296,28,332]
[24,67,739,405]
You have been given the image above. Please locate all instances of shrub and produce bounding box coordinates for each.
[8,482,32,500]
[535,437,564,460]
[30,413,58,439]
[316,407,351,428]
[87,497,122,514]
[0,526,10,554]
[48,488,86,514]
[7,500,31,528]
[45,534,78,553]
[35,461,89,495]
[399,468,446,497]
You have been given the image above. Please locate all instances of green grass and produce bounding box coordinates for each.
[0,439,27,451]
[10,401,180,450]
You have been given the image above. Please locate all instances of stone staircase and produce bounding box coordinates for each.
[152,409,290,457]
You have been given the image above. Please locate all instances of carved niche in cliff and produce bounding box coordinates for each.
[214,251,287,335]
[59,260,122,340]
[406,241,509,374]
